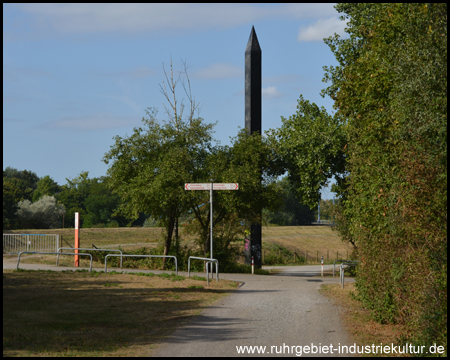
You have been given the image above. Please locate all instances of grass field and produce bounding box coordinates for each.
[3,269,238,357]
[4,225,354,265]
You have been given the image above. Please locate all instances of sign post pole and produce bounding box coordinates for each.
[210,181,213,271]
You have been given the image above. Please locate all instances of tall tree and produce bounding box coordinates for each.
[103,108,215,264]
[269,95,347,209]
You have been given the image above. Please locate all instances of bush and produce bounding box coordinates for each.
[16,195,65,229]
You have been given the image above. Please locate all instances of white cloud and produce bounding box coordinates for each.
[297,17,348,42]
[40,113,140,131]
[193,63,242,79]
[9,4,338,36]
[262,86,282,100]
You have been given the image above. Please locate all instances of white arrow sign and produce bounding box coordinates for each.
[185,183,238,190]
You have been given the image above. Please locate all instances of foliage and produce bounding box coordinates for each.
[55,171,92,228]
[32,175,61,202]
[3,179,19,229]
[183,129,285,257]
[321,3,446,351]
[83,178,127,228]
[317,199,336,221]
[103,108,216,262]
[55,172,128,228]
[269,96,347,210]
[264,177,316,226]
[3,168,54,229]
[3,167,39,203]
[16,195,65,229]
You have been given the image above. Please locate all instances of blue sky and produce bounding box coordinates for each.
[3,3,346,199]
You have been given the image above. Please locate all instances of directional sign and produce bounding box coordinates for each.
[185,183,239,190]
[185,183,210,190]
[212,183,239,190]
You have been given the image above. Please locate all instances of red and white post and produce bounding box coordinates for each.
[74,212,80,267]
[252,256,254,275]
[321,255,324,277]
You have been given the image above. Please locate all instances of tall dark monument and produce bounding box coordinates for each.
[245,26,262,268]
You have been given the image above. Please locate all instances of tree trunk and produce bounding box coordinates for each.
[162,208,177,269]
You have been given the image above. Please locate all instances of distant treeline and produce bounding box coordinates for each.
[3,167,321,230]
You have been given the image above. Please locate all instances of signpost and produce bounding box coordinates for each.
[185,182,239,268]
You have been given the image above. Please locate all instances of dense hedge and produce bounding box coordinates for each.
[323,3,446,352]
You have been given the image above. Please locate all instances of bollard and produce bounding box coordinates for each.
[321,255,324,277]
[252,256,254,275]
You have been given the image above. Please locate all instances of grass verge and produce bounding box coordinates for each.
[3,269,238,357]
[320,282,412,357]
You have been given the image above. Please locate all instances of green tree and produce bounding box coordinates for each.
[32,175,61,202]
[56,171,93,228]
[83,177,128,227]
[3,167,39,202]
[269,96,347,210]
[103,109,215,263]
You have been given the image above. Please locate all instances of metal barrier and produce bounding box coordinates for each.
[188,256,219,280]
[4,234,60,254]
[57,247,123,268]
[205,260,219,286]
[312,220,336,225]
[340,261,358,288]
[333,259,358,277]
[104,254,178,275]
[17,251,93,272]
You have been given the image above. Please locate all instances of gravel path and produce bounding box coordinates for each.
[153,266,353,357]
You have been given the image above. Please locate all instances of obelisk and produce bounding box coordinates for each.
[245,26,262,268]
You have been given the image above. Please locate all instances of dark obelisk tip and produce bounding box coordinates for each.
[245,26,262,135]
[246,26,261,53]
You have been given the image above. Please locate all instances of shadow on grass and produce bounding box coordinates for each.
[3,269,276,356]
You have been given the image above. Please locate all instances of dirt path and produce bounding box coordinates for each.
[152,266,353,357]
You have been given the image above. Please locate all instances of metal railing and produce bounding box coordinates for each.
[311,220,336,225]
[340,261,358,288]
[188,256,219,281]
[104,254,177,275]
[205,260,219,286]
[333,259,358,277]
[57,247,123,268]
[16,251,93,272]
[4,234,60,254]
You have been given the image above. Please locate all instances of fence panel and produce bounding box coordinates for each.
[3,234,59,254]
